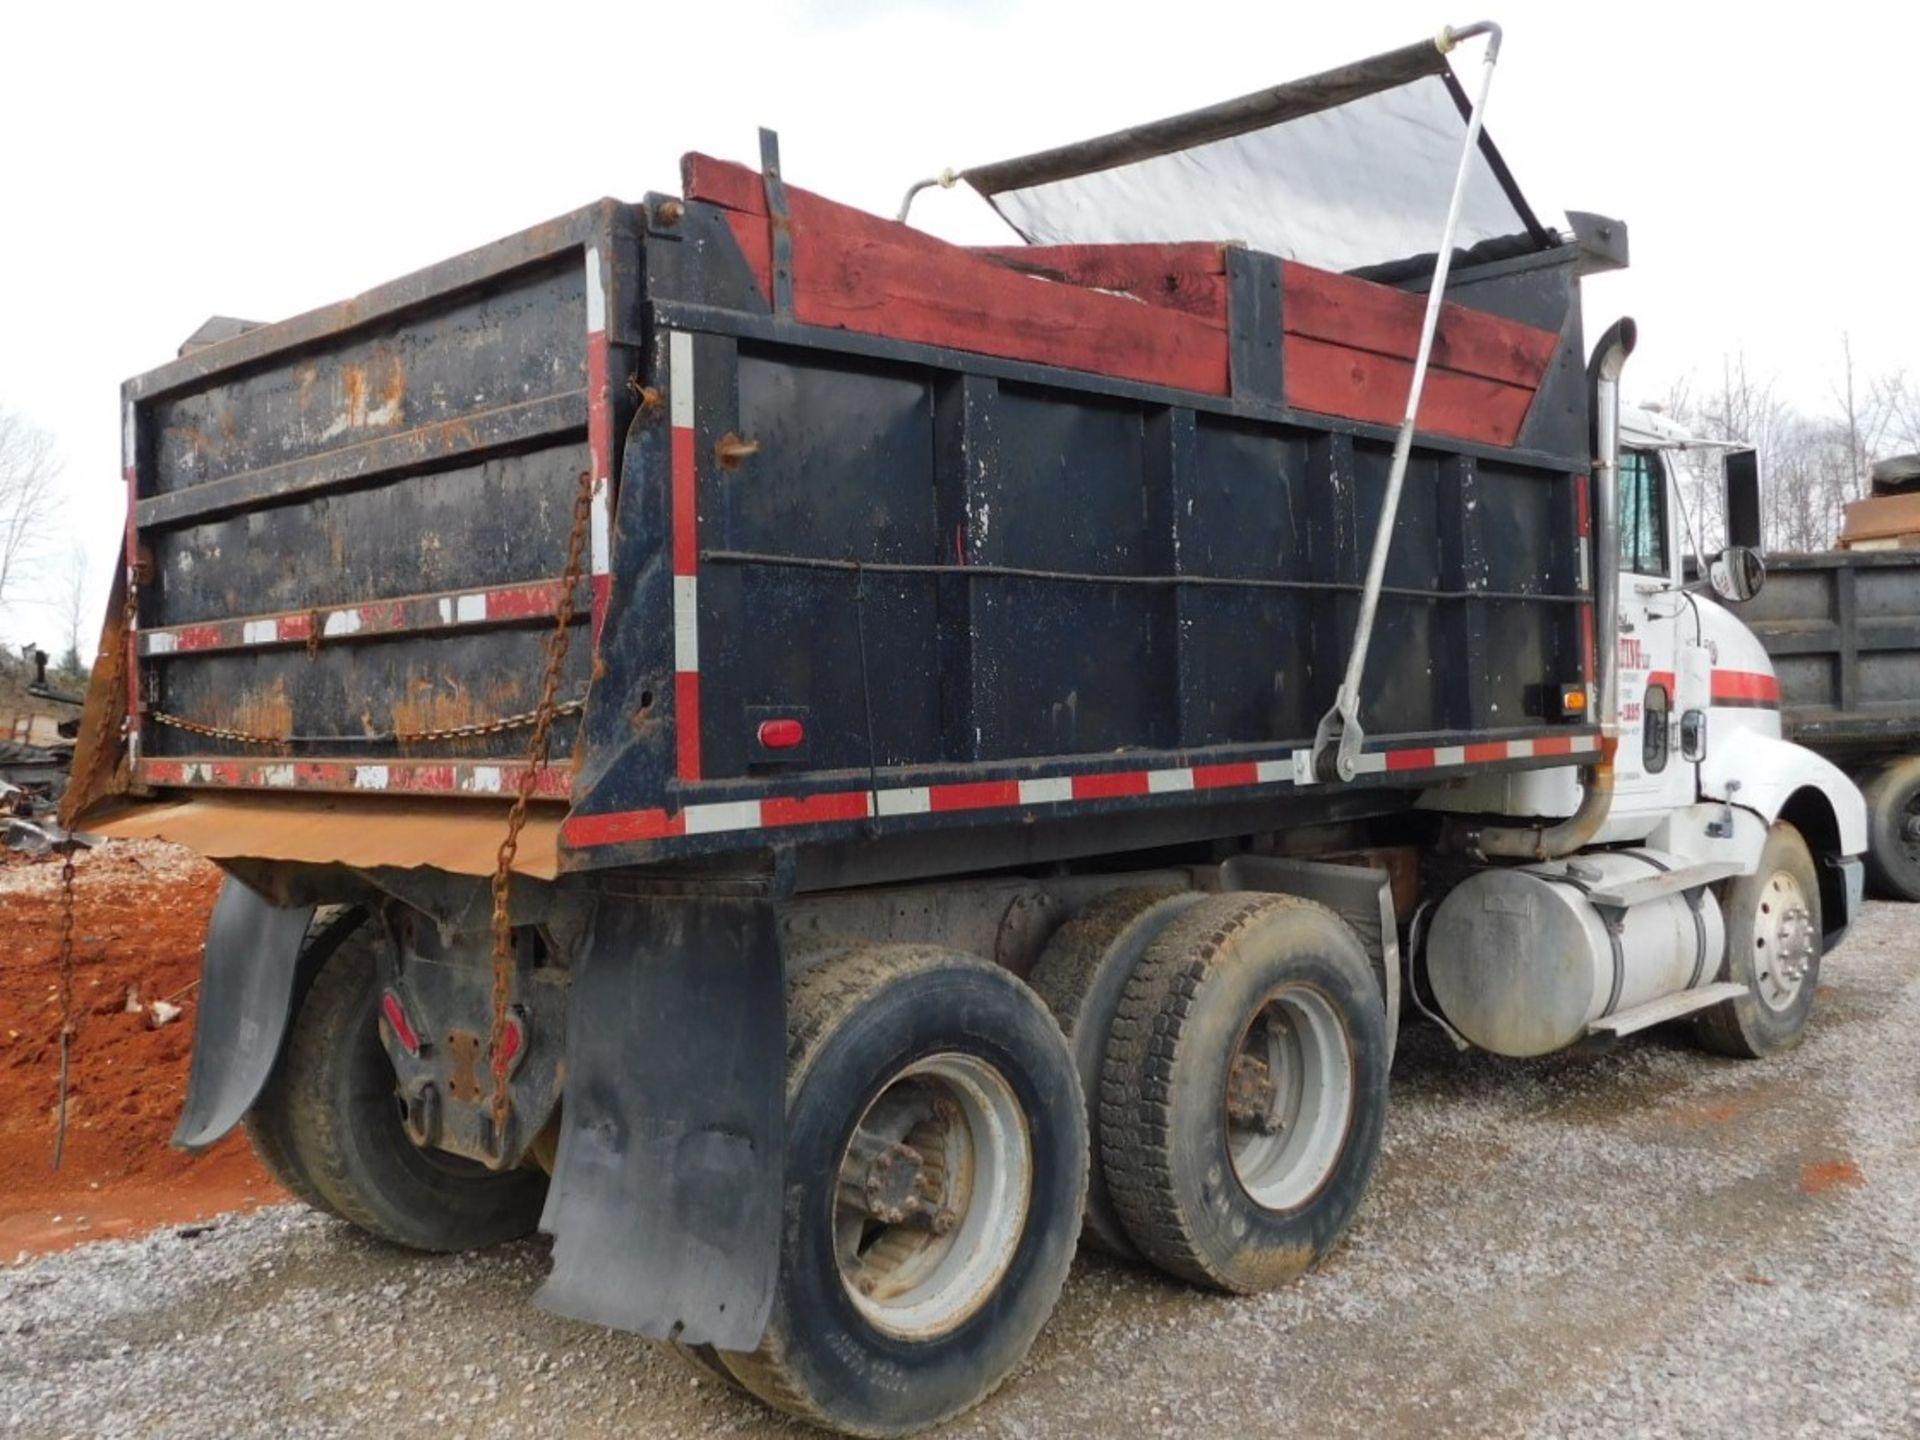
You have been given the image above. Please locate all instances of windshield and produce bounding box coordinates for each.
[962,38,1551,278]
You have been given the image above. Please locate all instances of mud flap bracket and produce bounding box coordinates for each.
[535,893,784,1351]
[170,876,316,1152]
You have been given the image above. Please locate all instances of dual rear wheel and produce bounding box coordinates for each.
[250,897,1388,1437]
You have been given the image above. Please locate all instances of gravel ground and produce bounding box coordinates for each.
[5,901,1917,1439]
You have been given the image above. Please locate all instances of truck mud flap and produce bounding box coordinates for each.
[171,877,316,1152]
[536,895,784,1351]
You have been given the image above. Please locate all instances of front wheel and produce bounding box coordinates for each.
[718,946,1087,1438]
[1695,821,1822,1059]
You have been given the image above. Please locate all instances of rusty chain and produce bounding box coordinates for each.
[148,698,586,749]
[52,842,78,1170]
[487,468,596,1162]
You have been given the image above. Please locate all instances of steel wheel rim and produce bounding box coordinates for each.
[833,1052,1032,1340]
[1225,985,1355,1212]
[1752,868,1816,1012]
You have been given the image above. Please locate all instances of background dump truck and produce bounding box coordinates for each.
[66,26,1864,1438]
[1741,545,1920,900]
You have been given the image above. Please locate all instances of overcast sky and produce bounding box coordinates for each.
[4,0,1916,649]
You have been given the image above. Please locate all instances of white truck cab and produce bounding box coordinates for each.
[1420,403,1867,1057]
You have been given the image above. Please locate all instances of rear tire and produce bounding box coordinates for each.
[1861,756,1920,901]
[1027,888,1202,1259]
[1695,822,1822,1059]
[280,922,548,1251]
[1101,893,1388,1293]
[718,946,1087,1438]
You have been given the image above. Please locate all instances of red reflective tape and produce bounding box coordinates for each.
[125,463,141,735]
[278,613,313,643]
[587,330,612,469]
[930,780,1021,812]
[1580,603,1596,689]
[762,791,870,827]
[1712,669,1779,704]
[671,428,698,575]
[174,624,224,652]
[1533,735,1577,757]
[1192,761,1260,790]
[390,764,458,793]
[1385,747,1436,772]
[591,573,611,641]
[1576,472,1592,537]
[562,808,685,846]
[486,582,568,622]
[675,670,702,780]
[1073,770,1150,800]
[1647,670,1676,692]
[1464,741,1507,764]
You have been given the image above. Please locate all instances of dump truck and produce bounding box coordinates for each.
[1740,548,1920,900]
[65,24,1865,1436]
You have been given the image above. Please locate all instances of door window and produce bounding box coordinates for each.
[1618,449,1669,577]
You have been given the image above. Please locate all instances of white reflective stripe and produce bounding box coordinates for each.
[673,576,699,670]
[1506,739,1535,759]
[453,593,485,624]
[670,331,695,428]
[875,786,932,817]
[585,246,607,333]
[323,609,363,637]
[684,800,763,835]
[145,631,178,655]
[259,764,296,788]
[1257,758,1293,785]
[1147,767,1194,794]
[122,401,137,470]
[1351,751,1388,774]
[353,765,391,790]
[469,766,504,794]
[590,475,611,573]
[1018,776,1073,805]
[241,619,278,646]
[1431,745,1466,767]
[437,597,454,624]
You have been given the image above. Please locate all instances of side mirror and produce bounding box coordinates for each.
[1709,545,1766,603]
[1724,447,1761,549]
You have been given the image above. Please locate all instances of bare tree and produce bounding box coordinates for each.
[58,543,90,680]
[1870,370,1920,459]
[0,405,61,612]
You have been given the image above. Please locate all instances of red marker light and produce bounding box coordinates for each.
[380,990,421,1056]
[500,1012,527,1072]
[757,717,805,750]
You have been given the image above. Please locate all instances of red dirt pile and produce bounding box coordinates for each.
[0,841,281,1260]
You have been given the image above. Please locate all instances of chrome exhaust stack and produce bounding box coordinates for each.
[1469,316,1636,860]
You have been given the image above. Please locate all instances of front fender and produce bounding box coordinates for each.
[1700,726,1867,856]
[171,877,316,1152]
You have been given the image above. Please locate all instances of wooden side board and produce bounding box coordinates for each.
[680,154,1556,446]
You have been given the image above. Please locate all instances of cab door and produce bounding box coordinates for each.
[1609,447,1694,821]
